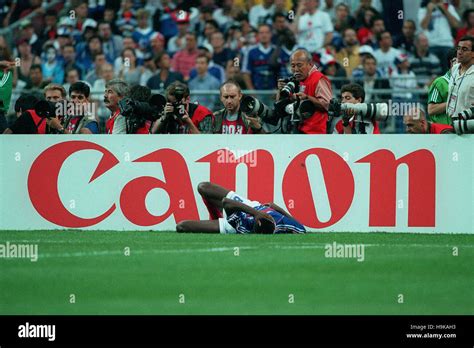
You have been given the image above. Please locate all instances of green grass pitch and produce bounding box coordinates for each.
[0,231,473,315]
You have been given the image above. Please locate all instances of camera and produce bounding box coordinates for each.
[34,100,59,119]
[240,95,274,121]
[452,107,474,135]
[170,85,187,119]
[119,94,166,133]
[328,99,389,123]
[279,76,299,99]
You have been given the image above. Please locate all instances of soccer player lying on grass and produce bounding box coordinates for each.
[176,182,306,234]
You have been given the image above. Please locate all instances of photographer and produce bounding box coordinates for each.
[276,49,332,134]
[152,81,214,134]
[333,83,381,134]
[47,82,99,134]
[4,83,69,134]
[3,94,40,134]
[213,80,265,134]
[104,79,130,134]
[403,105,454,134]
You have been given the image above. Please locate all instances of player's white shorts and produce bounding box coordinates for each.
[218,191,261,234]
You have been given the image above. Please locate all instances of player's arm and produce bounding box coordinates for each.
[266,203,293,219]
[222,198,271,221]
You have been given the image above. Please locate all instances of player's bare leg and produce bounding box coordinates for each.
[176,220,220,233]
[197,182,231,219]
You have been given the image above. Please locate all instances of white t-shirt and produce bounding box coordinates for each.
[374,47,401,77]
[249,4,275,28]
[297,10,334,53]
[417,5,460,48]
[447,63,474,118]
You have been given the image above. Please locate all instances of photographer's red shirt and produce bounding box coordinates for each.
[334,119,381,134]
[429,122,454,134]
[177,104,214,134]
[298,66,332,134]
[106,109,121,134]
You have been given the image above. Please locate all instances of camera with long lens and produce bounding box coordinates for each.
[279,76,299,99]
[170,85,187,119]
[119,94,166,133]
[240,95,274,122]
[34,100,59,119]
[328,98,389,123]
[452,106,474,135]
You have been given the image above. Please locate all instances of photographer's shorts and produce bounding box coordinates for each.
[218,191,261,234]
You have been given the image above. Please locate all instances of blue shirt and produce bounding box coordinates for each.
[188,73,221,110]
[241,44,277,90]
[227,205,306,234]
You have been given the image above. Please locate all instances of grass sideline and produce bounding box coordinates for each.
[0,230,473,315]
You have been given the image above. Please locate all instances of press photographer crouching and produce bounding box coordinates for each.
[403,105,454,134]
[331,83,381,134]
[213,79,265,134]
[152,81,214,134]
[118,85,166,134]
[104,79,130,134]
[3,94,41,134]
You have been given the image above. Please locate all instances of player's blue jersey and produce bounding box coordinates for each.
[227,205,306,234]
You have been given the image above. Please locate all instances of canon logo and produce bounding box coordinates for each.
[27,141,436,229]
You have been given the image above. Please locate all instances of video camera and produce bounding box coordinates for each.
[452,106,474,135]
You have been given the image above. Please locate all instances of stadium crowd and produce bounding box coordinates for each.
[0,0,472,134]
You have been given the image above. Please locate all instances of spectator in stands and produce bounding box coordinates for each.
[355,7,377,42]
[63,67,80,94]
[103,8,120,35]
[354,0,380,29]
[199,20,220,53]
[320,53,347,90]
[373,31,401,76]
[147,52,184,91]
[104,78,130,134]
[334,3,356,34]
[272,12,289,41]
[18,19,42,56]
[55,27,75,54]
[249,0,275,28]
[447,35,474,121]
[211,32,235,68]
[77,35,104,75]
[213,79,265,134]
[224,59,248,90]
[213,0,241,32]
[113,36,137,73]
[358,15,385,48]
[351,45,375,79]
[333,83,381,134]
[118,48,146,86]
[71,1,90,37]
[153,0,178,41]
[98,21,124,63]
[193,6,214,40]
[41,45,65,84]
[153,81,214,134]
[320,0,337,22]
[116,0,137,34]
[150,32,167,59]
[404,105,454,134]
[16,38,41,86]
[132,9,156,59]
[456,9,474,44]
[427,48,457,125]
[293,0,333,55]
[188,54,222,111]
[394,20,417,55]
[24,64,48,94]
[85,53,108,86]
[408,33,442,88]
[391,53,418,133]
[61,44,83,80]
[92,63,115,95]
[167,12,190,56]
[190,46,226,84]
[269,27,297,80]
[418,0,460,72]
[172,32,200,81]
[242,24,276,90]
[335,28,361,77]
[354,54,391,102]
[41,9,58,43]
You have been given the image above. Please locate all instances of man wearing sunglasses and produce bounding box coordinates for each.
[447,36,474,121]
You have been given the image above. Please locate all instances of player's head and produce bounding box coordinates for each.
[341,83,365,104]
[253,216,276,234]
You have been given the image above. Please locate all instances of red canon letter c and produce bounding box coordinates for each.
[28,141,119,227]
